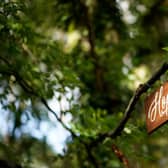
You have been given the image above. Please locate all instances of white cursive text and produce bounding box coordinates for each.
[148,86,168,122]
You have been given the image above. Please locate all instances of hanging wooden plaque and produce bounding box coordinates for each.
[145,82,168,133]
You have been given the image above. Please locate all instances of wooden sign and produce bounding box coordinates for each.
[145,82,168,133]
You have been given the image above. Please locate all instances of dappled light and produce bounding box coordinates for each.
[0,0,168,167]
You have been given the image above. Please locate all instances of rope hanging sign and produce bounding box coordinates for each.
[145,82,168,133]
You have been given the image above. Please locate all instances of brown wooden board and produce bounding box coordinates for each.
[145,82,168,133]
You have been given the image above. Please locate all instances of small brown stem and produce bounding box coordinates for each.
[112,143,130,168]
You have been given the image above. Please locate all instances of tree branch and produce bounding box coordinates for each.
[17,74,77,138]
[0,61,77,139]
[40,98,77,138]
[0,60,99,167]
[1,54,168,167]
[92,62,168,143]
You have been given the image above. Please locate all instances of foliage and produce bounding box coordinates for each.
[0,0,168,167]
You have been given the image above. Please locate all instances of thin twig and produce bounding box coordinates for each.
[0,65,77,138]
[112,143,130,168]
[40,98,77,137]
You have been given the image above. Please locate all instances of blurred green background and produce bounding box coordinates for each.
[0,0,168,167]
